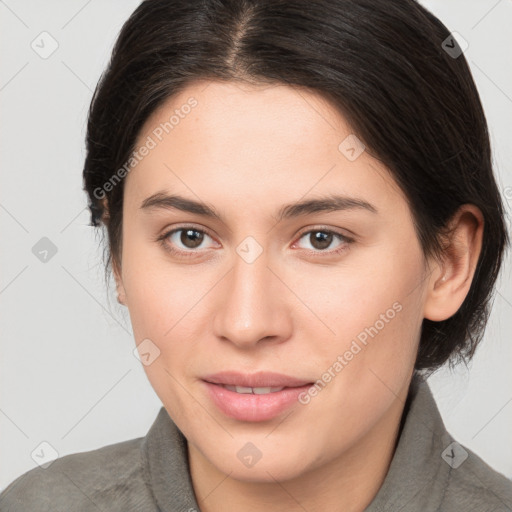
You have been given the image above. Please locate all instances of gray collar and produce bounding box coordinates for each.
[365,373,450,511]
[141,373,449,511]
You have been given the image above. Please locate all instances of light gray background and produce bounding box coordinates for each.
[1,0,511,491]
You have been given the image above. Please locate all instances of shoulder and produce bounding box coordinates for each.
[440,441,512,511]
[0,436,157,512]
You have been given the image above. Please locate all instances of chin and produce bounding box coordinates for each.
[227,462,307,484]
[203,442,315,484]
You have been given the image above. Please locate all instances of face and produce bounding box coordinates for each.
[114,80,433,482]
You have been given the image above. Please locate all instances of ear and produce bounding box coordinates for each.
[101,198,127,306]
[100,197,111,224]
[113,256,127,306]
[423,204,484,322]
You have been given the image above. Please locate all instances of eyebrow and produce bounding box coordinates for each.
[139,191,378,222]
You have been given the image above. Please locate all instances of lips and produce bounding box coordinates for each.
[202,370,312,389]
[201,371,315,421]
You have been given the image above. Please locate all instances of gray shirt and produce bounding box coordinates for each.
[1,373,511,511]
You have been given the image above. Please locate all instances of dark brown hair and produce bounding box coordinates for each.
[82,0,509,374]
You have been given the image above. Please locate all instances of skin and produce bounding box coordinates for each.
[110,80,483,512]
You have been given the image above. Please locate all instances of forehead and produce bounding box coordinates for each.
[137,80,349,157]
[124,80,406,219]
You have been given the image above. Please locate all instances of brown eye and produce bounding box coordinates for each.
[309,231,333,250]
[178,229,205,249]
[295,228,352,255]
[162,227,216,253]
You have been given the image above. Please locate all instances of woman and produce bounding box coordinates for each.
[1,0,511,510]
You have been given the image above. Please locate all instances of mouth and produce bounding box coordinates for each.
[202,370,313,389]
[201,371,315,422]
[217,385,287,394]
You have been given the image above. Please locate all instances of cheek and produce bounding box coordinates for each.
[294,248,419,329]
[123,258,203,417]
[293,243,425,375]
[121,245,220,384]
[121,237,196,335]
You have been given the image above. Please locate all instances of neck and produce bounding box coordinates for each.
[187,383,410,512]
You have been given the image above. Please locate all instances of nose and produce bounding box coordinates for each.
[212,244,293,349]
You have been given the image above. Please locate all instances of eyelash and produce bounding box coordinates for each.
[156,225,354,259]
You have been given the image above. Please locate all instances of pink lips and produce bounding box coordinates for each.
[202,371,314,422]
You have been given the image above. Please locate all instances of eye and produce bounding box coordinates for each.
[293,228,353,255]
[157,226,217,257]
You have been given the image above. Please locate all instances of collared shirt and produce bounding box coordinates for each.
[1,373,511,511]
